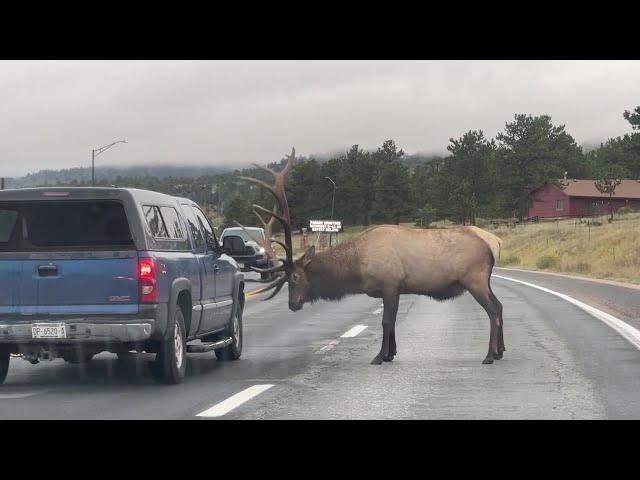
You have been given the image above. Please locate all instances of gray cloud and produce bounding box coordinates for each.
[1,60,639,177]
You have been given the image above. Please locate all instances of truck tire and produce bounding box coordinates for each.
[215,294,243,361]
[152,306,187,384]
[0,348,9,385]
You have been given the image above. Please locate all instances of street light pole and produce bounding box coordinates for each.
[325,176,336,246]
[91,140,127,186]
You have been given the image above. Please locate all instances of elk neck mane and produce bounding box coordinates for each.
[304,238,364,302]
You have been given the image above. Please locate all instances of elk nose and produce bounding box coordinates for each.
[289,302,302,312]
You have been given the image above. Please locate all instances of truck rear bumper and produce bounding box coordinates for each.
[0,321,154,343]
[0,303,168,345]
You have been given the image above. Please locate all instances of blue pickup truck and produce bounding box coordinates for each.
[0,187,245,384]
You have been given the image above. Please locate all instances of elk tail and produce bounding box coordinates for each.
[465,226,502,262]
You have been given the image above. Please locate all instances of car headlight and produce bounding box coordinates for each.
[256,247,265,255]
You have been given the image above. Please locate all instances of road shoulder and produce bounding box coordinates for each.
[493,267,640,331]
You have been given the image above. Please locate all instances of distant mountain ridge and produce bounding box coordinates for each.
[7,164,235,188]
[4,149,449,189]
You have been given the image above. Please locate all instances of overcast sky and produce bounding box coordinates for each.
[1,60,638,177]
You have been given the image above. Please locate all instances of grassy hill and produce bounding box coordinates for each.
[490,213,640,284]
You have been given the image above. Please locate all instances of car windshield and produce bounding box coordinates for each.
[222,229,261,243]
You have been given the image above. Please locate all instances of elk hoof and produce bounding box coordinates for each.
[382,355,395,362]
[482,356,494,365]
[494,352,503,360]
[370,355,384,365]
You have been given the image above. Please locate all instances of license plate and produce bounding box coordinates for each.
[31,323,67,339]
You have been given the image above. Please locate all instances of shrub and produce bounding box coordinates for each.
[575,262,591,273]
[617,206,634,216]
[536,254,559,269]
[415,204,437,228]
[500,254,520,266]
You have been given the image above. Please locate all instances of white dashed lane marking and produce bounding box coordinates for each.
[340,325,368,338]
[315,339,340,354]
[196,384,275,418]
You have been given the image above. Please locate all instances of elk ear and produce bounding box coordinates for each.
[300,246,315,268]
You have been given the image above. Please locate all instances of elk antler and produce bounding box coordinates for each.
[235,148,296,296]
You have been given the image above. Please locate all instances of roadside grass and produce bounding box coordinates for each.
[490,212,640,284]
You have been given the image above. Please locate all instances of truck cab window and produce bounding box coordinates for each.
[143,205,169,238]
[181,203,205,251]
[192,207,218,251]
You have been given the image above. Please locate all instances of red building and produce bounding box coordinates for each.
[528,179,640,218]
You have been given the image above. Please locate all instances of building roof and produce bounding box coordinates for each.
[556,179,640,199]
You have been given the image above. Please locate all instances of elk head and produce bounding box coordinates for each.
[287,245,315,311]
[236,147,299,304]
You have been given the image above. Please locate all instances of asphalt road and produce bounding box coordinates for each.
[1,269,640,419]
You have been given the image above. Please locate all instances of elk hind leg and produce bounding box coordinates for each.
[371,294,400,365]
[489,290,505,357]
[467,281,501,364]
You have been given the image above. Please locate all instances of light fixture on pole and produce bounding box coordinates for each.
[325,176,336,246]
[92,140,127,186]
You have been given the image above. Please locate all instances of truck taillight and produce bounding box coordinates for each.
[138,258,158,304]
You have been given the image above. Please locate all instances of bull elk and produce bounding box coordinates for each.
[237,148,505,365]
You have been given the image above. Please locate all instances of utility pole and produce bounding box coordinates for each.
[1,178,4,190]
[325,176,336,246]
[92,140,127,186]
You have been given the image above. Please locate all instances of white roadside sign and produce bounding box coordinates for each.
[309,220,342,233]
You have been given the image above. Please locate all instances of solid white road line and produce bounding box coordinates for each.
[341,325,368,338]
[196,384,275,418]
[493,274,640,351]
[0,390,49,400]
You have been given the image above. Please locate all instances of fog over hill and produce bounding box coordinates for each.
[5,164,234,188]
[4,148,451,188]
[0,138,607,190]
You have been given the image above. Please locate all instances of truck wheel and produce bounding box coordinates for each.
[0,348,10,385]
[215,294,243,361]
[152,306,187,384]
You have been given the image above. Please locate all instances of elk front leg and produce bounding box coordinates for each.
[371,294,399,365]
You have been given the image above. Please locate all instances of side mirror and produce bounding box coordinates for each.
[221,235,245,255]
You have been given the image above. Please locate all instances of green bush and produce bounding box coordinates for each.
[536,254,559,269]
[415,204,437,228]
[500,254,520,266]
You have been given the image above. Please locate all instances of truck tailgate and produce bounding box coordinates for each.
[0,199,140,317]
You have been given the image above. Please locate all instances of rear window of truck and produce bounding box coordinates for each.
[0,200,134,251]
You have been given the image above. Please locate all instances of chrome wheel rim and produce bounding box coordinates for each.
[233,309,240,345]
[174,322,184,369]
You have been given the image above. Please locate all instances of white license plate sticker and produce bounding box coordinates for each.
[31,323,67,339]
